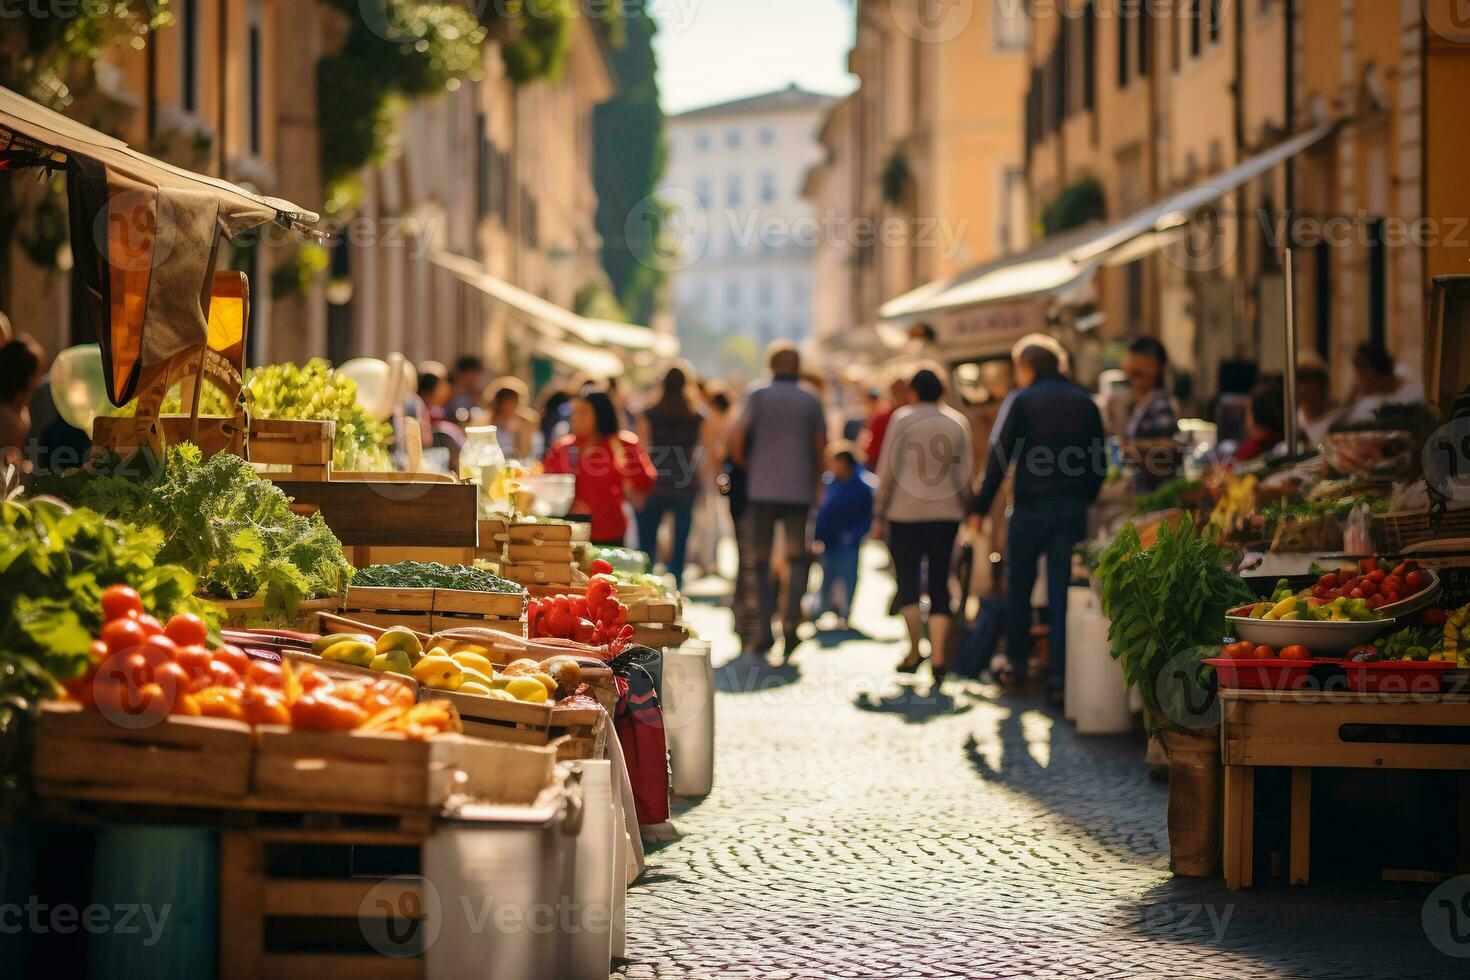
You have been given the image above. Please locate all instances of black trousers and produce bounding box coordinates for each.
[888,520,960,617]
[749,501,812,635]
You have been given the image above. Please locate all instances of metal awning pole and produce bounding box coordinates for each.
[1282,246,1299,457]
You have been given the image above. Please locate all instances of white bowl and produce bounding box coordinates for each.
[1225,616,1395,655]
[518,473,577,517]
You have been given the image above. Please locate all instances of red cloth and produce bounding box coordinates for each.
[1235,428,1283,462]
[613,670,670,826]
[544,431,657,544]
[863,407,895,465]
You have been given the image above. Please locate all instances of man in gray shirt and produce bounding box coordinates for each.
[730,342,827,661]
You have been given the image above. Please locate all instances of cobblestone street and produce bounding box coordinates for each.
[621,553,1465,979]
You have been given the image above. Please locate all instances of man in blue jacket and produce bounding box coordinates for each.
[813,442,876,630]
[970,343,1107,700]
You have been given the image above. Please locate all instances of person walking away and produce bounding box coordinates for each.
[636,364,707,589]
[689,382,735,576]
[544,388,657,546]
[1121,338,1179,491]
[730,342,827,661]
[0,337,44,471]
[970,345,1106,702]
[872,367,973,682]
[813,442,876,630]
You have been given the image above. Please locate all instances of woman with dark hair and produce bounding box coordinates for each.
[1346,341,1424,424]
[636,364,708,588]
[544,387,657,546]
[1121,336,1179,490]
[872,365,973,682]
[1235,382,1286,461]
[0,337,44,469]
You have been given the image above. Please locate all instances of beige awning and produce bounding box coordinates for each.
[433,252,678,358]
[880,120,1338,327]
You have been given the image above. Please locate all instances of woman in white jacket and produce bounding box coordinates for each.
[872,366,974,683]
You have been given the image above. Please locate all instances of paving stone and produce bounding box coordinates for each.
[616,558,1465,979]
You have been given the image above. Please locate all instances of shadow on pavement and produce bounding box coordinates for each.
[853,684,973,724]
[714,657,800,694]
[813,627,873,648]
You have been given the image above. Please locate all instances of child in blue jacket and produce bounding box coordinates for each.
[813,442,876,628]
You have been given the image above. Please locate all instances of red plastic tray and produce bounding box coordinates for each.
[1343,660,1457,694]
[1205,658,1328,692]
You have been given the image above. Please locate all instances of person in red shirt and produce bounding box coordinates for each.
[545,388,657,545]
[860,375,911,466]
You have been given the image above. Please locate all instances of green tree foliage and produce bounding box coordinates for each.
[592,2,666,327]
[1038,178,1107,237]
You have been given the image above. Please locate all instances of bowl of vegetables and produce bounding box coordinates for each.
[1228,589,1393,653]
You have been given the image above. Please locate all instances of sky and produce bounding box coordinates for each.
[651,0,858,115]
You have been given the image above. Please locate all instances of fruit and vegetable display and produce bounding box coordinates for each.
[350,561,524,594]
[313,626,592,706]
[121,358,395,472]
[1231,558,1435,622]
[61,587,457,738]
[1216,640,1314,661]
[1,497,219,713]
[528,575,635,651]
[40,444,351,617]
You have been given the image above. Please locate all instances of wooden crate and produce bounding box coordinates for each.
[220,826,430,980]
[33,701,252,802]
[351,546,476,568]
[550,704,607,762]
[504,540,576,564]
[632,623,690,650]
[253,727,462,811]
[626,597,679,624]
[342,586,436,633]
[433,587,526,623]
[214,594,344,630]
[1376,506,1470,553]
[508,521,575,544]
[501,562,575,587]
[434,690,553,746]
[249,418,335,481]
[274,481,478,548]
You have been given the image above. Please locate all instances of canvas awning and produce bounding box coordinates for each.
[0,85,322,405]
[433,252,678,359]
[880,120,1338,328]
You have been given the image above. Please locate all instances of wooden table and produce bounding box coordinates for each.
[1219,688,1470,890]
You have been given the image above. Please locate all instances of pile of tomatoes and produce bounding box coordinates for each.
[66,585,432,735]
[528,575,635,650]
[1218,640,1313,661]
[1310,557,1429,610]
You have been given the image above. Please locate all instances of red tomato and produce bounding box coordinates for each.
[1368,569,1387,585]
[1252,645,1277,659]
[1382,590,1401,604]
[100,585,144,622]
[1391,562,1414,578]
[290,694,368,732]
[191,660,241,693]
[175,645,213,680]
[152,661,192,699]
[1357,579,1378,596]
[1405,570,1425,593]
[572,618,597,644]
[1360,557,1379,574]
[1349,588,1366,600]
[246,661,285,688]
[1382,575,1403,594]
[590,559,614,576]
[88,639,110,664]
[1279,644,1312,661]
[135,614,164,637]
[101,617,147,656]
[243,688,291,727]
[170,693,201,717]
[213,645,250,675]
[164,613,208,648]
[1316,573,1338,589]
[139,634,178,668]
[1366,594,1386,610]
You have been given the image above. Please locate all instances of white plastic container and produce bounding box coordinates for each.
[1067,586,1133,735]
[460,425,507,519]
[424,794,573,980]
[558,761,617,980]
[662,640,715,797]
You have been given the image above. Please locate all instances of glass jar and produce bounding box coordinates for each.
[460,425,507,518]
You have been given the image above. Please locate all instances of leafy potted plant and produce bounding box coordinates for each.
[1096,519,1254,876]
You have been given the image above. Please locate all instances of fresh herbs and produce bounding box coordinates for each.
[1097,521,1254,731]
[40,445,351,616]
[351,561,523,594]
[1131,478,1203,516]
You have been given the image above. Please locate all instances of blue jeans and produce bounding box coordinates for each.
[819,544,861,617]
[637,495,696,588]
[1005,498,1088,691]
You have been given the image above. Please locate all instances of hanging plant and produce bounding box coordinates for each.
[317,0,486,212]
[270,242,331,301]
[880,151,912,206]
[1039,177,1106,237]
